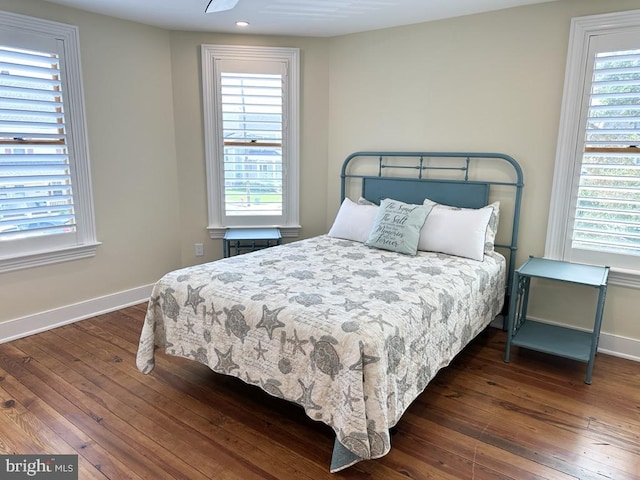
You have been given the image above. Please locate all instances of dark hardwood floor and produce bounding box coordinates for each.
[1,304,639,479]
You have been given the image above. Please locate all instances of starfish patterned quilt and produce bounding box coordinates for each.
[136,235,506,471]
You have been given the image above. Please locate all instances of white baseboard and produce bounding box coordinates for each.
[597,334,640,363]
[3,291,639,363]
[492,315,640,363]
[0,284,154,344]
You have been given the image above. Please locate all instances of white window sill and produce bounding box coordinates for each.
[0,242,101,274]
[608,268,640,289]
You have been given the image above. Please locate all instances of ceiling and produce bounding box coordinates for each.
[41,0,557,37]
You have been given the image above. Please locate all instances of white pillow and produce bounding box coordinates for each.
[328,197,379,243]
[418,201,497,261]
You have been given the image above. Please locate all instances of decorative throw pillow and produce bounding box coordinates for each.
[365,198,431,255]
[357,196,377,206]
[484,201,500,252]
[419,199,500,260]
[328,197,379,243]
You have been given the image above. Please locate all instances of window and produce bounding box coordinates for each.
[220,72,283,217]
[546,10,640,287]
[201,45,300,238]
[0,11,97,273]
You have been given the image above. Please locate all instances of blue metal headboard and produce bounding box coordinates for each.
[340,151,524,320]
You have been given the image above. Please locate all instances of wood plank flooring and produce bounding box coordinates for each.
[1,304,639,479]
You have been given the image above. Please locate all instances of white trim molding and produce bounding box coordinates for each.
[545,9,640,289]
[0,10,98,272]
[0,284,153,344]
[0,242,100,274]
[3,293,638,362]
[201,44,300,234]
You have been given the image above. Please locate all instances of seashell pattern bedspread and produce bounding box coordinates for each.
[136,235,506,471]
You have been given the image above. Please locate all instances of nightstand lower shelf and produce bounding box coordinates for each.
[504,256,609,384]
[510,320,592,363]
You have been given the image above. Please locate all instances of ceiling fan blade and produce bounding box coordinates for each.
[205,0,240,13]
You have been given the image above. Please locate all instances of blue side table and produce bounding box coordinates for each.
[223,227,282,258]
[504,256,609,384]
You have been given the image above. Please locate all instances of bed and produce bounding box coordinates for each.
[136,151,524,472]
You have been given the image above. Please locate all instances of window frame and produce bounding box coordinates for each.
[545,9,640,288]
[0,10,98,273]
[201,44,300,239]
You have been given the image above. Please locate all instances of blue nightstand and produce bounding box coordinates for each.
[223,227,282,258]
[504,256,609,384]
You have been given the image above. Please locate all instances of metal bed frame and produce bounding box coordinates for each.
[340,151,524,319]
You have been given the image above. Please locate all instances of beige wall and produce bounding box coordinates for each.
[1,0,639,352]
[0,0,182,321]
[326,0,640,343]
[0,0,329,325]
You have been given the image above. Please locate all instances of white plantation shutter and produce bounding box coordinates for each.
[575,49,640,256]
[0,12,97,273]
[546,11,640,285]
[0,44,76,240]
[221,71,283,217]
[201,45,300,235]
